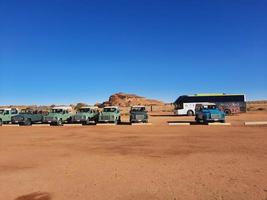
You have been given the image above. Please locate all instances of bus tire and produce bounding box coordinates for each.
[187,110,194,116]
[224,109,231,115]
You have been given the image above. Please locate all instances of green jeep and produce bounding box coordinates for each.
[11,109,43,126]
[0,108,19,126]
[43,106,73,126]
[98,106,121,124]
[130,106,148,123]
[72,106,99,125]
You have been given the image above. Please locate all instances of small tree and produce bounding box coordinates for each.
[75,103,87,110]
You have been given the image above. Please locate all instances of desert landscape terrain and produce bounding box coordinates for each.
[1,108,267,200]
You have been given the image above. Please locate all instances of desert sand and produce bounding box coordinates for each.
[1,111,267,200]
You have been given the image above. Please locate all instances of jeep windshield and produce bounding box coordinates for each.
[0,109,4,114]
[103,108,117,112]
[51,109,64,113]
[78,108,91,113]
[131,107,145,112]
[19,110,33,114]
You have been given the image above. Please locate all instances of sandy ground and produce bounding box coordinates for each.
[1,112,267,200]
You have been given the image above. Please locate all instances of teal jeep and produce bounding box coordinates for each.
[195,103,225,123]
[98,106,121,124]
[72,106,99,125]
[43,106,73,126]
[11,109,43,126]
[0,108,19,126]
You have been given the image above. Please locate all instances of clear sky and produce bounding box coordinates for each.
[0,0,266,105]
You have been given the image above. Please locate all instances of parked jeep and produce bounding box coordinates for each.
[43,106,73,126]
[0,108,19,126]
[72,106,99,125]
[195,103,225,123]
[98,106,121,124]
[11,109,43,126]
[129,106,148,123]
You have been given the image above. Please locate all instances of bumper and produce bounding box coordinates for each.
[11,120,25,124]
[42,119,57,123]
[205,118,225,122]
[98,119,115,122]
[72,119,87,123]
[130,119,148,123]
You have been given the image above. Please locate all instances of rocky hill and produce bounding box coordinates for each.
[98,93,165,107]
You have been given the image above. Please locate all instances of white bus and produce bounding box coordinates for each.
[174,94,246,116]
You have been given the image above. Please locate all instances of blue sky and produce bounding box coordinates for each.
[0,0,266,105]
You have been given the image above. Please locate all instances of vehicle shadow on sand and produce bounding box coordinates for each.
[14,192,51,200]
[150,114,180,117]
[167,120,202,125]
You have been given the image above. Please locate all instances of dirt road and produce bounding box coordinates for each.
[1,113,267,200]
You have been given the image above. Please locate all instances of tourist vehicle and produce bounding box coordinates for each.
[129,106,148,123]
[174,93,246,116]
[72,106,99,125]
[11,109,43,125]
[42,106,73,126]
[0,108,19,126]
[195,103,226,123]
[98,106,121,124]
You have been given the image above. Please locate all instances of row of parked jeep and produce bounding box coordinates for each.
[0,106,149,126]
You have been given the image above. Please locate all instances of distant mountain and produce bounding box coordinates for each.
[96,92,165,107]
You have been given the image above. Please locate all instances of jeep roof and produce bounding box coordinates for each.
[131,106,146,108]
[79,106,98,110]
[103,106,119,109]
[52,106,72,110]
[0,108,13,111]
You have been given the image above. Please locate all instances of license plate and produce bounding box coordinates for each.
[48,121,51,123]
[76,120,80,122]
[214,119,219,121]
[15,121,18,123]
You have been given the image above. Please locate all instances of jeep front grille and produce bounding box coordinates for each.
[12,116,24,121]
[74,116,85,120]
[100,115,114,121]
[135,115,145,121]
[211,114,221,119]
[45,117,55,121]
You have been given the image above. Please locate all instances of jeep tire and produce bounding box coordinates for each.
[24,118,32,126]
[67,117,72,124]
[114,118,118,125]
[94,118,98,125]
[84,118,90,125]
[0,119,2,126]
[56,119,63,126]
